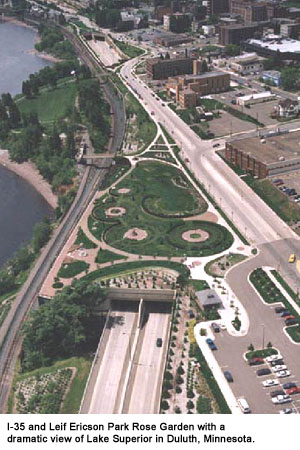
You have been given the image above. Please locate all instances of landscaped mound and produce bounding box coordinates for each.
[123,227,148,241]
[105,207,126,217]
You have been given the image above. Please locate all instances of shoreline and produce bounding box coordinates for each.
[0,150,58,209]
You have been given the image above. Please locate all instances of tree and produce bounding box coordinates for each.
[187,400,194,410]
[32,220,52,253]
[22,81,31,98]
[225,44,240,56]
[248,343,254,352]
[267,341,273,349]
[8,102,21,128]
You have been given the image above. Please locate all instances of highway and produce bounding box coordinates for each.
[120,58,298,246]
[0,24,126,413]
[122,311,170,414]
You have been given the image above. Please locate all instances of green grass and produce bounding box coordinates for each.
[160,124,175,144]
[113,39,144,58]
[286,325,300,343]
[189,279,209,291]
[75,228,97,249]
[95,249,125,264]
[101,157,131,190]
[82,260,190,283]
[87,161,232,257]
[271,270,300,307]
[204,253,247,278]
[245,348,277,360]
[8,356,92,414]
[18,82,77,123]
[58,261,90,278]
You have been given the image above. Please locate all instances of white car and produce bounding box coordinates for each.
[272,395,291,405]
[279,408,295,414]
[266,354,282,363]
[272,365,287,372]
[220,323,227,330]
[262,379,280,387]
[276,370,291,378]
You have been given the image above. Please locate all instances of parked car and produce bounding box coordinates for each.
[279,408,294,414]
[283,315,296,321]
[249,357,264,366]
[257,368,271,376]
[266,354,282,362]
[276,370,291,378]
[270,359,284,367]
[212,143,220,148]
[272,395,291,405]
[206,338,217,350]
[272,365,287,372]
[223,370,233,382]
[211,322,220,333]
[286,387,300,395]
[270,389,285,398]
[156,338,162,347]
[281,310,291,317]
[283,382,297,390]
[262,379,280,387]
[274,306,286,314]
[285,318,298,326]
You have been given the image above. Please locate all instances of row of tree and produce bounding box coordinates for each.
[0,93,21,140]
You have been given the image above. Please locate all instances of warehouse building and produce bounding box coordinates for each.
[146,56,194,80]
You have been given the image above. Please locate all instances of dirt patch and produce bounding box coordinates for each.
[123,227,148,241]
[182,229,209,242]
[105,207,126,217]
[184,211,218,222]
[118,188,131,194]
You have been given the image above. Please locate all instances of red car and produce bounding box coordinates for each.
[286,387,300,395]
[248,357,264,366]
[284,315,296,321]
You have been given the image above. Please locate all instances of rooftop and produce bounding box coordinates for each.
[248,38,300,54]
[238,91,274,102]
[195,289,222,308]
[182,71,228,80]
[229,130,300,166]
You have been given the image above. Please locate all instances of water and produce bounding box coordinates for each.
[0,21,53,268]
[0,21,51,96]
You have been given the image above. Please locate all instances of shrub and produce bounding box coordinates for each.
[161,400,169,411]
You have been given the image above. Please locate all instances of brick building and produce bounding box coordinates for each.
[219,23,260,45]
[206,0,230,15]
[146,56,194,80]
[225,131,300,178]
[163,13,191,33]
[153,34,194,47]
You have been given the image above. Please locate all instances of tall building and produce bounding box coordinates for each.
[230,1,268,23]
[163,13,191,33]
[146,56,195,80]
[207,0,230,16]
[219,23,260,45]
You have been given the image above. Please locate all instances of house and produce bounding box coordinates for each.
[273,98,300,118]
[195,289,222,311]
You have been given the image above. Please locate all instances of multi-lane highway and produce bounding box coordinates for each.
[120,58,298,246]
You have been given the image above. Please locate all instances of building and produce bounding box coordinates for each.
[273,98,300,118]
[230,53,264,75]
[245,37,300,61]
[195,289,222,311]
[167,71,230,108]
[236,91,275,106]
[206,0,230,16]
[153,34,194,47]
[225,130,300,178]
[230,0,269,23]
[202,24,215,36]
[280,22,300,38]
[261,70,282,87]
[163,13,191,33]
[146,56,194,80]
[219,23,260,45]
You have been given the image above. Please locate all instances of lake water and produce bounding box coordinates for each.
[0,21,53,268]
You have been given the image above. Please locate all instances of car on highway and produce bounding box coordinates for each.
[276,370,291,378]
[156,338,162,347]
[262,379,280,387]
[272,365,287,372]
[206,338,217,350]
[257,368,271,376]
[285,318,298,326]
[219,322,227,330]
[289,254,296,263]
[279,408,294,414]
[266,354,282,363]
[249,357,264,366]
[270,389,285,398]
[211,322,220,333]
[272,394,291,405]
[223,371,233,382]
[286,387,300,395]
[283,382,297,390]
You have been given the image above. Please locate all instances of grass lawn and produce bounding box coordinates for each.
[113,40,144,58]
[205,253,247,277]
[189,279,209,291]
[8,356,92,414]
[95,249,125,264]
[87,160,233,257]
[58,261,90,278]
[245,348,277,360]
[101,157,131,190]
[18,82,77,123]
[286,325,300,343]
[75,227,97,249]
[271,270,300,307]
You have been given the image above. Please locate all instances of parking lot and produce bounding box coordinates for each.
[209,110,255,137]
[269,172,300,212]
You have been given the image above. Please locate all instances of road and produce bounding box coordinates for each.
[121,58,298,246]
[0,24,126,413]
[86,311,139,414]
[122,310,170,414]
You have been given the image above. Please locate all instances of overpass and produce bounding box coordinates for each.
[80,288,174,414]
